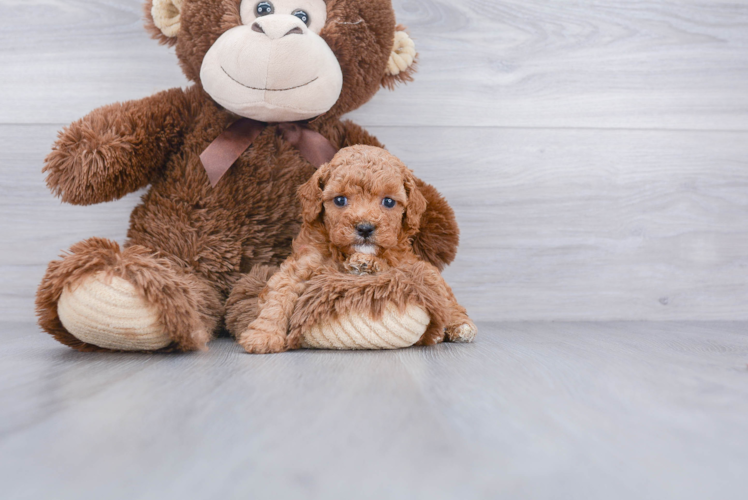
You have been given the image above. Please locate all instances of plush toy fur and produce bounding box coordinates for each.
[36,0,460,352]
[233,146,476,353]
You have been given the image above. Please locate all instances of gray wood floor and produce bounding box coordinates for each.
[2,1,748,498]
[1,321,747,500]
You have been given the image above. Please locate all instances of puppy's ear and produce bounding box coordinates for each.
[298,163,332,224]
[403,169,427,237]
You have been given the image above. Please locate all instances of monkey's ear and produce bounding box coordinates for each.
[146,0,183,46]
[298,163,332,225]
[403,169,427,238]
[382,25,418,90]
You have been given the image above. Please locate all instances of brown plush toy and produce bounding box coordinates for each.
[36,0,459,353]
[234,146,477,353]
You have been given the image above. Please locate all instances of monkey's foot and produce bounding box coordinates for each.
[57,272,170,351]
[300,303,430,350]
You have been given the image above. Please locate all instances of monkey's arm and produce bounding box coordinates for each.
[43,87,196,205]
[334,120,460,271]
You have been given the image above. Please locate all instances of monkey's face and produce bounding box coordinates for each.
[147,0,418,121]
[200,0,343,122]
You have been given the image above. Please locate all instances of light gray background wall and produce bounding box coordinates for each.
[2,0,747,323]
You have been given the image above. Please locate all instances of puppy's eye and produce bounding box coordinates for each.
[292,9,310,26]
[333,196,348,207]
[256,1,274,16]
[382,197,397,209]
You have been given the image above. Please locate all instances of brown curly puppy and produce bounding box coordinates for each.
[239,146,477,354]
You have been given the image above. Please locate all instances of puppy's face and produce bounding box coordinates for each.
[321,170,407,255]
[298,146,427,257]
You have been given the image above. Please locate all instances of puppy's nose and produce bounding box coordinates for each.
[356,223,376,239]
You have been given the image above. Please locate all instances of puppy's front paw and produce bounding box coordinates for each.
[345,254,384,275]
[239,323,287,354]
[445,320,478,343]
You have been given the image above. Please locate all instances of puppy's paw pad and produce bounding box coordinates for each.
[240,330,287,354]
[446,321,478,343]
[345,254,382,275]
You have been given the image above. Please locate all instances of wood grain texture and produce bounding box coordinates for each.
[0,321,747,499]
[1,0,748,129]
[3,124,747,322]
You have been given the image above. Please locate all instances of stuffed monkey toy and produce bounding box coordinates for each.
[36,0,460,352]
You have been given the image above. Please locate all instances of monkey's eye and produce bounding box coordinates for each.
[382,197,397,209]
[256,1,274,16]
[333,196,348,207]
[292,9,310,26]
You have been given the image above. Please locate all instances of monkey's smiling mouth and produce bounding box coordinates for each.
[221,67,318,92]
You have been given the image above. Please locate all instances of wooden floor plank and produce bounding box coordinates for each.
[1,0,747,129]
[1,321,746,499]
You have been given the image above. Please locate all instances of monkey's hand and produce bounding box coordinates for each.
[44,88,193,206]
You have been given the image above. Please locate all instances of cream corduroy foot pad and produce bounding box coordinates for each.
[57,272,170,351]
[300,303,430,350]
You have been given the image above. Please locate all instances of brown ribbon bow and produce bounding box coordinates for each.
[200,118,339,187]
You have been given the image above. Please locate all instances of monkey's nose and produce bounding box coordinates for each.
[356,223,376,239]
[251,16,306,40]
